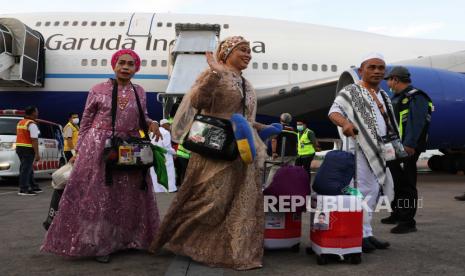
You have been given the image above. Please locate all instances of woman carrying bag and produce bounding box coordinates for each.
[149,36,268,270]
[41,49,161,263]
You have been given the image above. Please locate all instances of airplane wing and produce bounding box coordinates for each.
[256,76,339,121]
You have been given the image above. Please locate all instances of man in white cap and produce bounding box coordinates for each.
[328,53,394,253]
[150,119,177,193]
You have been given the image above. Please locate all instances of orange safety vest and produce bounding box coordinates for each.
[16,119,35,148]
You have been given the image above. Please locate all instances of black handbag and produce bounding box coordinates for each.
[103,79,154,188]
[182,76,247,161]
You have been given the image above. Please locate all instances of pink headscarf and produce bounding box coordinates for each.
[111,49,141,72]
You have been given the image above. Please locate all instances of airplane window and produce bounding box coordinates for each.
[272,63,278,70]
[223,24,229,29]
[81,59,88,66]
[35,22,41,27]
[72,21,78,26]
[312,64,318,71]
[331,65,337,72]
[157,22,163,27]
[91,21,97,26]
[63,21,69,26]
[263,63,268,70]
[54,21,59,26]
[119,21,125,27]
[252,62,258,69]
[82,21,88,26]
[322,64,328,72]
[110,21,116,27]
[100,22,106,27]
[167,22,172,27]
[101,59,107,66]
[282,63,288,70]
[151,60,157,67]
[302,64,308,71]
[161,60,167,67]
[292,63,298,71]
[91,59,98,66]
[141,59,147,67]
[45,22,51,27]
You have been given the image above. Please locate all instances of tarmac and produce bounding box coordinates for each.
[1,172,464,276]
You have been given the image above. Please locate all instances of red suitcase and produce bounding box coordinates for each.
[264,212,301,251]
[309,195,363,264]
[309,139,363,265]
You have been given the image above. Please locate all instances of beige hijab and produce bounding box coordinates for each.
[171,36,250,143]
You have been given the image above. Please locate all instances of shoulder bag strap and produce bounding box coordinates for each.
[111,79,118,140]
[131,83,150,140]
[241,76,247,116]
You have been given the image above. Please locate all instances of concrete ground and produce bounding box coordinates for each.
[1,172,464,276]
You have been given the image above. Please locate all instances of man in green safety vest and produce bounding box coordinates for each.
[382,66,433,234]
[295,121,320,181]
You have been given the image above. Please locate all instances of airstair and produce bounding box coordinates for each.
[159,23,221,118]
[0,18,45,87]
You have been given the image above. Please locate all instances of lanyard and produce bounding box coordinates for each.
[359,83,396,135]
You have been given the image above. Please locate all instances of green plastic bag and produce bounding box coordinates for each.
[342,186,364,198]
[150,145,168,190]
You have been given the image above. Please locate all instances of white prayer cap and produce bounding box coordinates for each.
[160,119,170,125]
[360,52,385,65]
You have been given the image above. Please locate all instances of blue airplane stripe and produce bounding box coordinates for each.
[45,73,169,80]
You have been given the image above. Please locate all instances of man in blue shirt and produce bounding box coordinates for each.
[382,66,433,234]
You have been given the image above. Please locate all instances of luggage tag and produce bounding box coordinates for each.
[312,211,330,231]
[265,213,285,229]
[382,142,396,161]
[118,145,134,164]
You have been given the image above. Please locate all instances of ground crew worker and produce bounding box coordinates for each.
[266,113,298,186]
[295,121,320,181]
[63,113,80,161]
[16,106,41,196]
[382,66,433,234]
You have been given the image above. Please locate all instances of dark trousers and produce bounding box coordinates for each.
[64,151,73,161]
[16,147,38,192]
[296,154,315,182]
[388,153,420,226]
[175,157,189,186]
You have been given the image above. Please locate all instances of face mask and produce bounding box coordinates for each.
[297,125,304,131]
[72,118,79,124]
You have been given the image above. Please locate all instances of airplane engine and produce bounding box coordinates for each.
[336,66,465,173]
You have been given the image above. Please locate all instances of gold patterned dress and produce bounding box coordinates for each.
[150,69,266,270]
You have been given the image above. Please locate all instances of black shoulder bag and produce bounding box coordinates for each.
[103,79,154,189]
[182,76,247,161]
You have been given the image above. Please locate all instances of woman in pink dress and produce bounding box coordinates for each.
[41,49,161,263]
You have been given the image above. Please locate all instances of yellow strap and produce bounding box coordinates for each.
[16,143,32,147]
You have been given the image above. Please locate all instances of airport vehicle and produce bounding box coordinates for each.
[1,13,465,171]
[0,109,66,179]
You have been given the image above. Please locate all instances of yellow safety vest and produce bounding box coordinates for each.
[297,129,315,156]
[64,122,79,151]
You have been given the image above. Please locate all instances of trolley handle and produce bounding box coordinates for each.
[345,127,359,189]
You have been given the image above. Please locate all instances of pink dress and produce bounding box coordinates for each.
[41,79,160,257]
